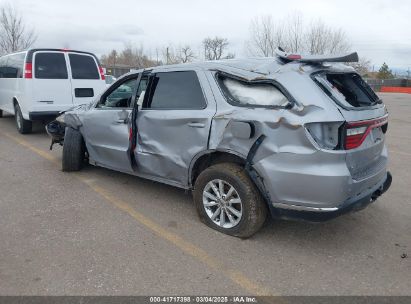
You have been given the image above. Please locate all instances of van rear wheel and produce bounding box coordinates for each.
[14,103,32,134]
[62,127,85,172]
[193,163,267,238]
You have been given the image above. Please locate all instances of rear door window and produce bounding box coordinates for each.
[313,72,380,108]
[143,71,206,109]
[68,54,99,79]
[34,52,68,79]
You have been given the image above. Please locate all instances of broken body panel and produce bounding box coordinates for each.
[49,55,391,221]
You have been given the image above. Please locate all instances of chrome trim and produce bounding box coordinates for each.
[272,202,339,212]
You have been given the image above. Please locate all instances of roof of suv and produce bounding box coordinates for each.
[156,57,285,75]
[125,52,356,81]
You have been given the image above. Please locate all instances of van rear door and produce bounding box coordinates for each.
[32,51,73,108]
[67,52,106,105]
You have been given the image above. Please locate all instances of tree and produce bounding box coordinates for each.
[246,15,285,57]
[100,49,118,67]
[157,44,196,65]
[203,36,230,60]
[246,13,350,56]
[377,62,394,79]
[305,20,350,55]
[100,44,156,69]
[0,4,37,54]
[285,12,304,53]
[180,45,195,63]
[347,56,372,75]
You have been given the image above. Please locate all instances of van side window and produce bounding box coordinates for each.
[0,53,25,78]
[34,52,68,79]
[143,71,206,109]
[69,54,99,79]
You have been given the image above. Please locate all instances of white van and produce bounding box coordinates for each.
[0,49,106,133]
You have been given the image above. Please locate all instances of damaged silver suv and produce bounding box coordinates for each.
[47,48,392,238]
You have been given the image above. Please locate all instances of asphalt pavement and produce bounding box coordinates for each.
[0,93,410,296]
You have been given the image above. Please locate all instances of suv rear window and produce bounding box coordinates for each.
[34,52,68,79]
[313,72,380,108]
[69,54,99,79]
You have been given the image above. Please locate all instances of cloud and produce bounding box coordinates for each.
[7,0,411,68]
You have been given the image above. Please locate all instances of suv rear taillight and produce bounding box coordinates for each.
[98,66,105,80]
[24,62,33,79]
[345,115,388,150]
[305,122,343,150]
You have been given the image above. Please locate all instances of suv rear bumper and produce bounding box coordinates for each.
[29,111,61,121]
[270,171,392,222]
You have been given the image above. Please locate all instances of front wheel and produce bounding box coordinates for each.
[193,163,267,238]
[62,127,85,172]
[14,103,32,134]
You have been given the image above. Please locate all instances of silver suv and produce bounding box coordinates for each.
[47,49,392,238]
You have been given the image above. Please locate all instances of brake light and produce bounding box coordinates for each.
[98,66,105,80]
[287,54,302,60]
[345,116,388,150]
[24,62,33,79]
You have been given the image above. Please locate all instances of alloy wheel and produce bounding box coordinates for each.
[202,179,243,229]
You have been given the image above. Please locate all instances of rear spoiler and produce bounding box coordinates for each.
[275,47,359,63]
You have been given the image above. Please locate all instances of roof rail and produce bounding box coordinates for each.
[275,47,359,63]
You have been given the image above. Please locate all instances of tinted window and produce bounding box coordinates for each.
[144,71,206,109]
[98,77,137,108]
[0,53,25,78]
[69,54,99,79]
[35,52,68,79]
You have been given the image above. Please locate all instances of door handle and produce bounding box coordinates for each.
[187,122,206,128]
[115,118,127,124]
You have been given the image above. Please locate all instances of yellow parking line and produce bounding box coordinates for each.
[1,131,271,296]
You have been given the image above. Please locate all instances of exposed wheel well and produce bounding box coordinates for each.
[190,151,246,186]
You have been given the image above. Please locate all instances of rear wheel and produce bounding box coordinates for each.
[193,163,267,238]
[0,109,3,117]
[62,127,85,172]
[14,103,32,134]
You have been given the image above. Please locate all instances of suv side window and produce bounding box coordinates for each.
[97,77,137,109]
[143,71,206,109]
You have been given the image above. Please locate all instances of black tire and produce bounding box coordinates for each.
[14,103,32,134]
[193,163,267,238]
[62,127,85,172]
[0,109,3,118]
